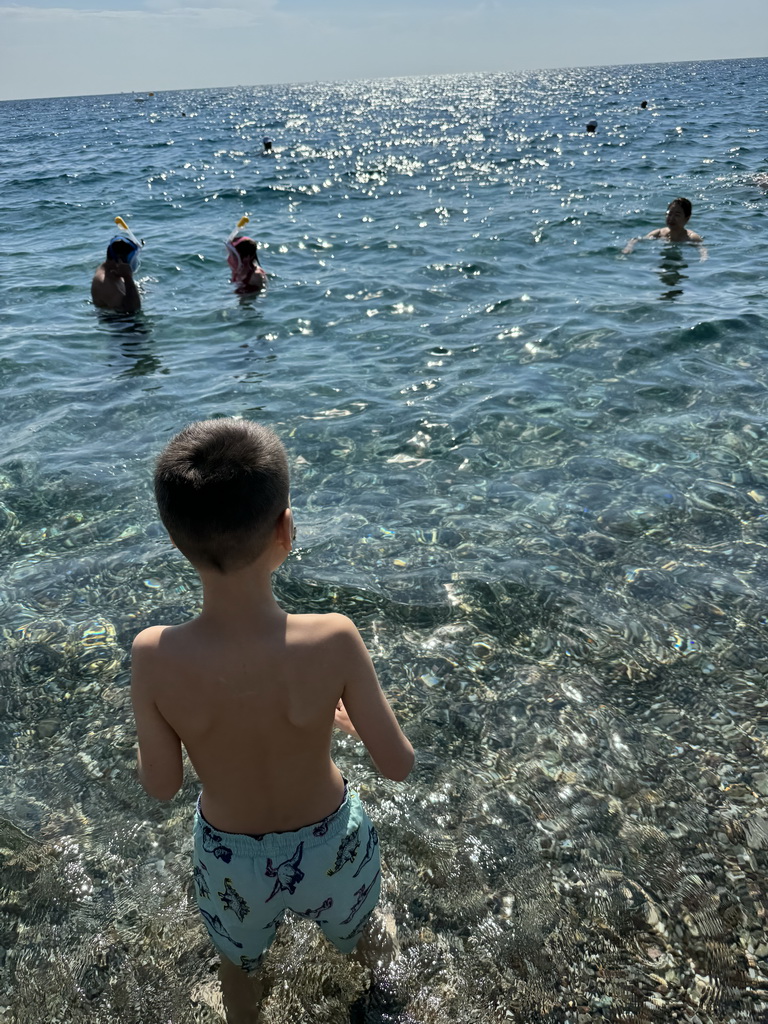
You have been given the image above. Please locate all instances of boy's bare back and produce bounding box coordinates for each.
[132,606,412,834]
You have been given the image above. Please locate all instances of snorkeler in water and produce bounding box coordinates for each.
[91,219,143,313]
[623,197,706,258]
[226,217,267,294]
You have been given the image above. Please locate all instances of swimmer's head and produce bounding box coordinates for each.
[586,120,597,133]
[226,236,259,282]
[640,100,648,109]
[107,237,140,267]
[234,237,257,261]
[154,418,290,573]
[666,197,692,228]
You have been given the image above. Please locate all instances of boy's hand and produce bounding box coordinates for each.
[105,259,134,280]
[334,700,360,740]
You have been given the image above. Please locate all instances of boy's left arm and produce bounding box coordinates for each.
[131,628,183,801]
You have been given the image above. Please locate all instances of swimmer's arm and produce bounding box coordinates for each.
[624,227,663,253]
[111,261,141,312]
[686,231,707,259]
[91,262,141,313]
[333,616,414,782]
[131,628,183,801]
[91,266,114,307]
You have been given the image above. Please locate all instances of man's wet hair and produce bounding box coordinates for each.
[670,197,692,219]
[154,418,290,573]
[107,239,135,262]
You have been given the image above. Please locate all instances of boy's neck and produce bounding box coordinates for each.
[197,561,284,627]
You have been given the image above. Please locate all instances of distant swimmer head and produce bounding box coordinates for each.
[586,120,597,133]
[227,235,259,281]
[640,100,648,109]
[262,137,273,151]
[106,236,141,269]
[666,196,692,228]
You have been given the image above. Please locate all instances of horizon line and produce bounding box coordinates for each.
[1,54,764,105]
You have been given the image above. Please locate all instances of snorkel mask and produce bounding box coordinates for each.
[107,216,142,271]
[226,215,258,282]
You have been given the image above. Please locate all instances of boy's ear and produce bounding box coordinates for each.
[276,508,294,550]
[167,533,178,549]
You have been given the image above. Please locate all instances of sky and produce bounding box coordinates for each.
[0,0,765,102]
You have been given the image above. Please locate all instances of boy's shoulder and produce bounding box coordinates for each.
[286,611,360,644]
[132,612,361,654]
[132,622,172,651]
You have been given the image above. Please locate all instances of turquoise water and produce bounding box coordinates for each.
[1,58,768,1022]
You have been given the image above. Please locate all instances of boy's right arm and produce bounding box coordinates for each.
[332,616,414,782]
[131,627,183,801]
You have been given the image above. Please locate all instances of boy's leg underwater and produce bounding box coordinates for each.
[219,956,269,1024]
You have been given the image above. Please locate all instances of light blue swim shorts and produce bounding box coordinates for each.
[192,783,381,972]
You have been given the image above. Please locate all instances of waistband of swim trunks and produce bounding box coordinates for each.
[194,779,356,857]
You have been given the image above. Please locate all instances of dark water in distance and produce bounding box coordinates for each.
[1,57,767,1023]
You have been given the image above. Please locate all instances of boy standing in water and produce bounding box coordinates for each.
[131,418,413,1023]
[91,238,142,313]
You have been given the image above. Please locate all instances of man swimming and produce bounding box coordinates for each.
[644,197,702,243]
[623,197,706,257]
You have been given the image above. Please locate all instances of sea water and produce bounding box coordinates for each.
[1,58,767,1022]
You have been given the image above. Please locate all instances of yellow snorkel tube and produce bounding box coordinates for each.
[227,215,250,243]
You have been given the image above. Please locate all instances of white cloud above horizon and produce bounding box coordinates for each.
[0,0,765,102]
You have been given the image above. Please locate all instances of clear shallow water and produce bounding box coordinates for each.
[1,58,768,1022]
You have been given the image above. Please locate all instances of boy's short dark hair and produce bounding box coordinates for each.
[154,418,289,573]
[670,197,692,219]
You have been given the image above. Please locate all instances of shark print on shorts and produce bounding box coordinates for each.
[265,841,305,902]
[341,907,375,943]
[193,785,380,962]
[353,825,379,878]
[200,908,243,948]
[194,861,210,900]
[239,954,263,973]
[298,896,333,921]
[341,870,381,924]
[263,908,285,931]
[327,826,360,875]
[219,877,250,922]
[201,824,233,863]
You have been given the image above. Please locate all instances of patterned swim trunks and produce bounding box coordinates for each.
[192,784,381,971]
